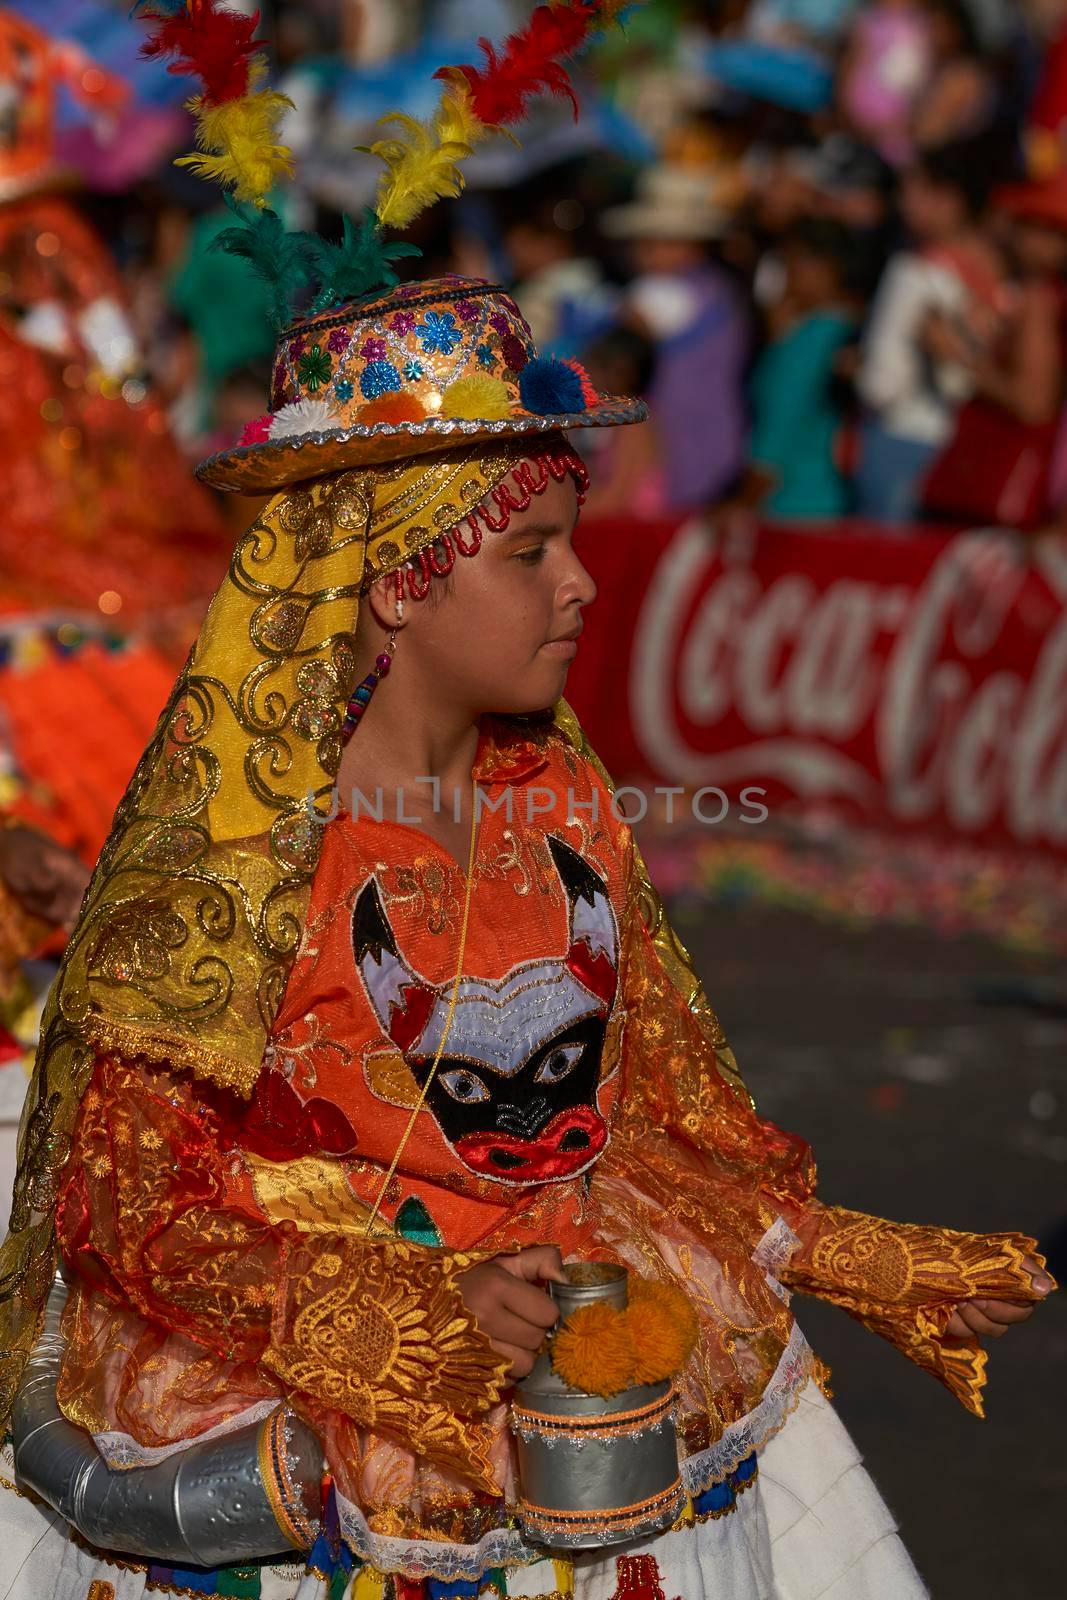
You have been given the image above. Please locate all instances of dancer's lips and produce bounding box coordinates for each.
[541,624,583,659]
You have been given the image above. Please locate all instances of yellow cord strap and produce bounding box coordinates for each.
[363,775,479,1238]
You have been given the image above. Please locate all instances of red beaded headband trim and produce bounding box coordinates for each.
[391,443,589,603]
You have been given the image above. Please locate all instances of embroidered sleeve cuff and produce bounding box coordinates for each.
[263,1235,510,1489]
[780,1204,1049,1416]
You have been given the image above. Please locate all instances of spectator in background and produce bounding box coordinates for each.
[839,0,933,167]
[579,324,667,519]
[911,0,1001,148]
[748,218,859,517]
[601,163,750,512]
[856,138,1005,522]
[497,165,619,359]
[923,167,1067,528]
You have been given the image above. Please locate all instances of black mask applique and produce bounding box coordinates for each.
[353,835,619,1184]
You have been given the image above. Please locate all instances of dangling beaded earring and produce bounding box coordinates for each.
[342,626,397,742]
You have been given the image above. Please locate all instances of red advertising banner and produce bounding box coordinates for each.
[565,517,1067,857]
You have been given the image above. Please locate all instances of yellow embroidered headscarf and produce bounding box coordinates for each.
[0,437,543,1409]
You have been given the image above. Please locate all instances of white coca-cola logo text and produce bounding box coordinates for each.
[630,522,1067,848]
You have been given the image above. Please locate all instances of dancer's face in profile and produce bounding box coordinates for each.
[396,473,597,717]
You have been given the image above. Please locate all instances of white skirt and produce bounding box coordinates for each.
[0,1380,927,1600]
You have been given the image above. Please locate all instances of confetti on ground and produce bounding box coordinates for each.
[637,812,1067,960]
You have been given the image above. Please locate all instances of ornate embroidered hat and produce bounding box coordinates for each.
[132,1,646,493]
[197,273,646,492]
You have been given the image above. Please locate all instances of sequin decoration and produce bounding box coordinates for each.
[360,361,402,400]
[297,346,332,392]
[417,311,461,355]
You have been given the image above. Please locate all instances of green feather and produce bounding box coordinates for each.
[306,209,421,314]
[209,203,313,331]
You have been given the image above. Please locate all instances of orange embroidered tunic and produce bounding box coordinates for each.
[54,718,1041,1572]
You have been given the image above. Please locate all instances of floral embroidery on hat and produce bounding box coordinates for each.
[390,310,416,336]
[288,336,307,361]
[501,334,529,373]
[361,337,387,361]
[298,346,332,391]
[327,327,350,354]
[489,311,510,337]
[360,360,402,400]
[334,378,354,403]
[417,310,460,355]
[476,344,495,368]
[456,299,480,322]
[402,358,424,382]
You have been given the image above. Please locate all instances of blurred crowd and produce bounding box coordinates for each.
[33,0,1067,536]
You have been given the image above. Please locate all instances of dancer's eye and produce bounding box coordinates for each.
[515,545,546,565]
[534,1043,584,1084]
[440,1069,490,1103]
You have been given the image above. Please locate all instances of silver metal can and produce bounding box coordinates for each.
[511,1263,683,1549]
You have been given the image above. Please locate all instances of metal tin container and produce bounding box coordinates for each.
[512,1263,683,1549]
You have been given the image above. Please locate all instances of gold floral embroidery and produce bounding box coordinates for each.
[782,1205,1048,1415]
[375,855,460,935]
[264,1237,509,1491]
[87,1583,116,1600]
[476,827,567,904]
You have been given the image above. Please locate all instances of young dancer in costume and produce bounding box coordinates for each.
[0,7,1052,1599]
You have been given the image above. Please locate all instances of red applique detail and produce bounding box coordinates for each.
[240,1067,359,1159]
[454,1102,607,1183]
[388,981,437,1053]
[565,939,617,1007]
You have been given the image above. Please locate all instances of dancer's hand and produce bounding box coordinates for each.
[945,1255,1054,1341]
[458,1245,566,1378]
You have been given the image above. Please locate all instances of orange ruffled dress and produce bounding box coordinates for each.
[44,718,1041,1596]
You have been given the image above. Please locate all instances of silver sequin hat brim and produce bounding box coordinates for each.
[195,396,648,493]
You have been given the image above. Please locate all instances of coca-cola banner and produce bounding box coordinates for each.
[565,518,1067,856]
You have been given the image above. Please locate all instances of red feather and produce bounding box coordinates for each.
[140,1,261,106]
[436,3,602,128]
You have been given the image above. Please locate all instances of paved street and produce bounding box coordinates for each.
[672,892,1066,1598]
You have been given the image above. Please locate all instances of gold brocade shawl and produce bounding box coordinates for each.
[0,440,748,1415]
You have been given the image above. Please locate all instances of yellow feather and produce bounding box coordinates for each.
[434,79,489,150]
[177,87,294,208]
[370,109,472,231]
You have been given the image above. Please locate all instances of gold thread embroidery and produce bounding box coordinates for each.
[264,1237,509,1491]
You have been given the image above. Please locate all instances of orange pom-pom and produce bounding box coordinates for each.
[626,1299,691,1386]
[629,1278,700,1352]
[357,394,428,425]
[551,1301,635,1398]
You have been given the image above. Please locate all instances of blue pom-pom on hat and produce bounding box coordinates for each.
[519,355,589,416]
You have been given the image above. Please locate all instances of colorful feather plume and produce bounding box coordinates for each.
[139,0,260,105]
[306,211,421,313]
[135,0,640,324]
[372,2,636,231]
[438,2,596,128]
[368,102,472,231]
[177,83,293,207]
[210,203,311,329]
